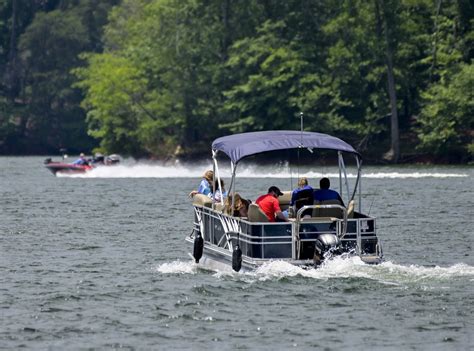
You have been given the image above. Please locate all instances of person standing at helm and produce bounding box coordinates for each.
[189,170,214,197]
[256,186,288,222]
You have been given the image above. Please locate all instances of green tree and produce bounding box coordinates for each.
[416,0,473,161]
[417,63,473,161]
[0,0,117,154]
[223,20,309,132]
[77,0,265,157]
[18,9,91,152]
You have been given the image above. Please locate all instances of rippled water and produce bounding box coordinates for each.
[1,157,473,350]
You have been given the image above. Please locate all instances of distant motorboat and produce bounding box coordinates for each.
[44,154,120,176]
[187,130,383,272]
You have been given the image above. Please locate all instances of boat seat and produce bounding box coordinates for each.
[294,188,314,217]
[312,199,344,218]
[278,191,291,210]
[192,194,212,208]
[248,204,269,222]
[214,203,225,212]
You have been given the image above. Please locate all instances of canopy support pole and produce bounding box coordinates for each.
[212,150,225,206]
[338,152,350,201]
[356,156,362,212]
[230,161,237,209]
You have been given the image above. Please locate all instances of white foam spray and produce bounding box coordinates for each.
[155,260,198,274]
[157,257,474,286]
[58,161,469,179]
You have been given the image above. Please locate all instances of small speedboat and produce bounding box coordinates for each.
[44,154,120,176]
[187,130,383,272]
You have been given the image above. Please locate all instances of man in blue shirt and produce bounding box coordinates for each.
[314,177,344,205]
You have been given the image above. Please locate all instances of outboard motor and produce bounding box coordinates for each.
[193,233,204,263]
[44,158,52,164]
[93,153,105,164]
[106,154,121,165]
[313,233,341,267]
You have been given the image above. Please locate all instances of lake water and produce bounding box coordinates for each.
[1,157,473,350]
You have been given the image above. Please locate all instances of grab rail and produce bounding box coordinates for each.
[293,204,348,260]
[295,204,348,237]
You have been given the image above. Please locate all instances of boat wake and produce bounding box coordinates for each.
[156,258,474,286]
[155,260,199,274]
[59,162,469,179]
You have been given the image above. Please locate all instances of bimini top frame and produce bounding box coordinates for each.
[212,130,360,164]
[210,130,363,211]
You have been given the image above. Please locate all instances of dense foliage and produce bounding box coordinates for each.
[0,0,472,162]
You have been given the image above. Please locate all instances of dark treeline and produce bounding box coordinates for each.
[0,0,472,163]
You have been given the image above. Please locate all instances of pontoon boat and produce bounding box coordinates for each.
[187,130,383,272]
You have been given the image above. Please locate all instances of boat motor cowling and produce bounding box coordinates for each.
[313,234,341,266]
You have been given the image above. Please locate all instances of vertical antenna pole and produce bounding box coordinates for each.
[297,112,304,180]
[300,112,303,142]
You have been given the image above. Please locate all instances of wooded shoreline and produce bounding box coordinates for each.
[1,1,472,164]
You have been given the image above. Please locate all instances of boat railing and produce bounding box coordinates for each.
[295,204,348,236]
[294,204,348,260]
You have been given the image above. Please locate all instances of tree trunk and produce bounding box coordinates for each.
[221,0,230,62]
[375,0,400,163]
[430,0,443,82]
[4,0,19,100]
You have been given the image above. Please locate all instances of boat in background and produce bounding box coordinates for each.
[44,154,120,176]
[187,130,383,272]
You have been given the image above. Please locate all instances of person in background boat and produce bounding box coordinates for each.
[225,193,251,217]
[313,177,344,205]
[72,153,89,166]
[256,186,288,222]
[189,170,214,197]
[212,179,227,202]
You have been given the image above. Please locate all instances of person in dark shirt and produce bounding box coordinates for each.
[313,177,344,205]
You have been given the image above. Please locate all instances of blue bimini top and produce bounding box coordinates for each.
[212,130,360,164]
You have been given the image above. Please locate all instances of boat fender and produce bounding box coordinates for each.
[193,234,204,263]
[232,245,242,272]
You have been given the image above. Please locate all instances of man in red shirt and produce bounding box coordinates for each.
[255,186,288,222]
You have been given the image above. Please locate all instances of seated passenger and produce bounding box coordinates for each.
[290,177,313,206]
[212,179,227,202]
[283,177,314,217]
[255,186,288,222]
[313,177,344,205]
[189,170,213,198]
[72,153,89,166]
[225,193,251,217]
